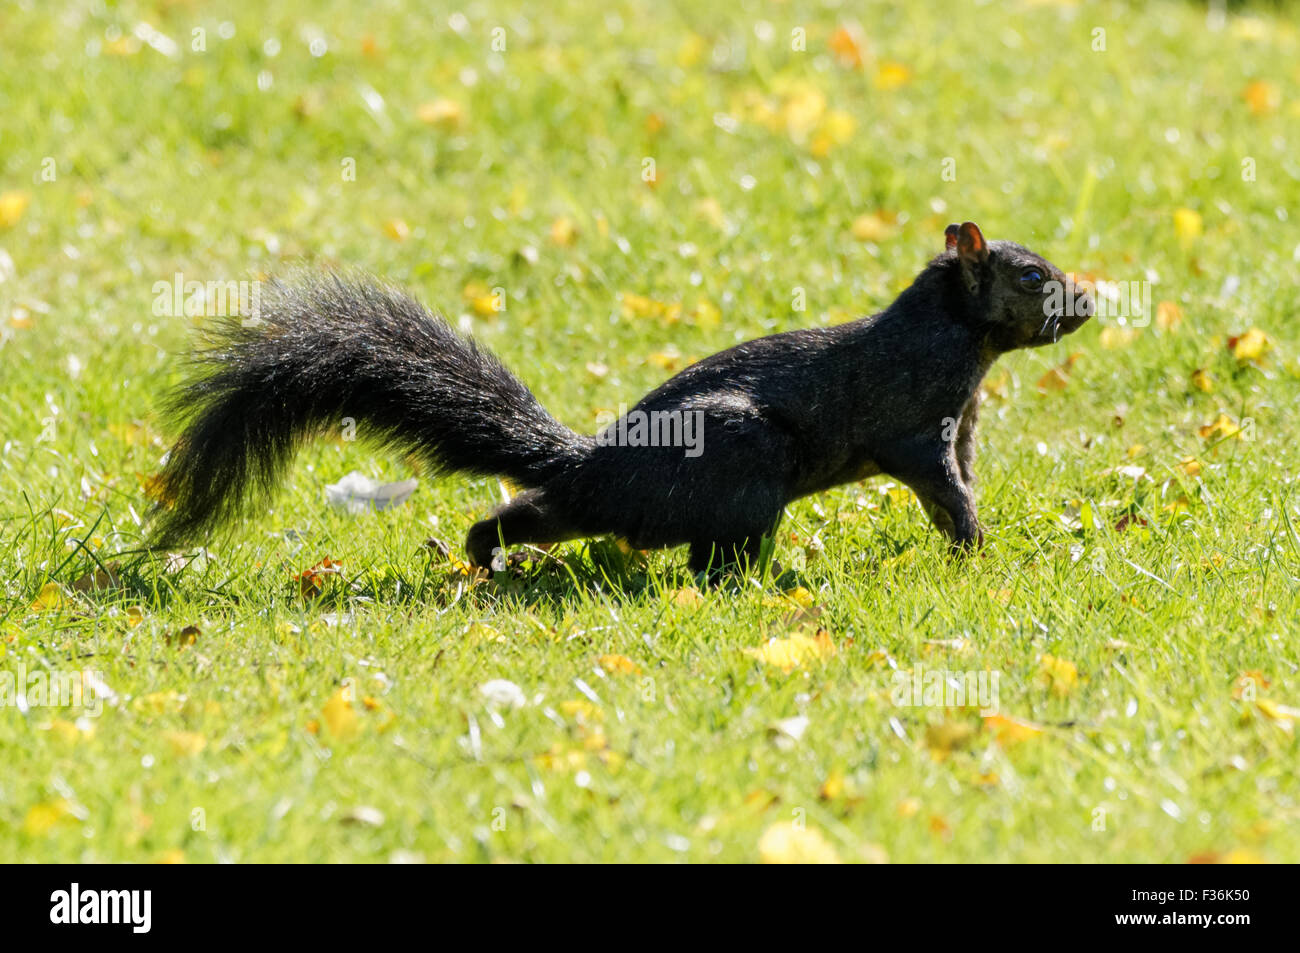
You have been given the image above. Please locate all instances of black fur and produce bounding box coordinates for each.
[152,224,1092,573]
[151,274,589,548]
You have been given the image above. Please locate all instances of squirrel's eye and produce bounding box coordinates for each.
[1020,268,1044,290]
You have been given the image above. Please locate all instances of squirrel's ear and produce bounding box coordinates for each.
[944,224,960,250]
[956,221,989,295]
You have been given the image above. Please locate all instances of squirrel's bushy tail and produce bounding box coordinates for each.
[150,273,587,548]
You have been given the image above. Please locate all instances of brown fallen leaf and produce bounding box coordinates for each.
[828,25,864,69]
[167,625,201,648]
[72,563,122,593]
[295,557,343,598]
[925,720,976,760]
[1036,353,1081,393]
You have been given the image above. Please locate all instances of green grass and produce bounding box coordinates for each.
[2,0,1299,862]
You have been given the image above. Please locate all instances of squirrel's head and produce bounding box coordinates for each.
[944,222,1093,351]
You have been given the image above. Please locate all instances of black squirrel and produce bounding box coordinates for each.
[152,222,1092,573]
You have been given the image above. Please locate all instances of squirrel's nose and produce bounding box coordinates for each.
[1066,282,1095,319]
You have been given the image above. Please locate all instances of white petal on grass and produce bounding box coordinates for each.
[769,715,810,751]
[325,471,418,514]
[479,679,526,710]
[340,805,385,827]
[133,22,179,58]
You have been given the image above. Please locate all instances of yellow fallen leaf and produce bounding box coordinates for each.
[0,190,31,228]
[690,298,721,329]
[558,698,602,722]
[1190,367,1215,392]
[819,769,846,800]
[23,798,78,836]
[1255,698,1300,731]
[676,32,706,68]
[1221,847,1267,864]
[462,280,503,317]
[383,218,410,242]
[874,62,911,90]
[810,109,856,157]
[1099,327,1139,350]
[1198,413,1243,441]
[671,586,704,607]
[549,216,577,246]
[645,349,682,371]
[134,691,184,715]
[1228,327,1270,362]
[46,718,94,743]
[30,582,66,612]
[850,211,900,242]
[321,683,360,739]
[416,98,464,129]
[1189,847,1267,864]
[1233,670,1270,700]
[694,197,727,230]
[758,823,841,864]
[745,630,836,673]
[782,586,815,608]
[1173,208,1202,246]
[983,713,1045,745]
[777,82,826,140]
[155,848,186,864]
[464,622,506,644]
[164,730,207,757]
[1242,80,1280,116]
[104,35,140,56]
[883,483,915,506]
[882,548,914,569]
[1036,654,1078,696]
[597,653,641,676]
[1156,300,1183,330]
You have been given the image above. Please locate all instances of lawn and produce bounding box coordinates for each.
[1,0,1298,863]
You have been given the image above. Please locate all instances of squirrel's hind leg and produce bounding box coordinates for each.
[688,525,779,578]
[466,489,580,568]
[688,539,760,577]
